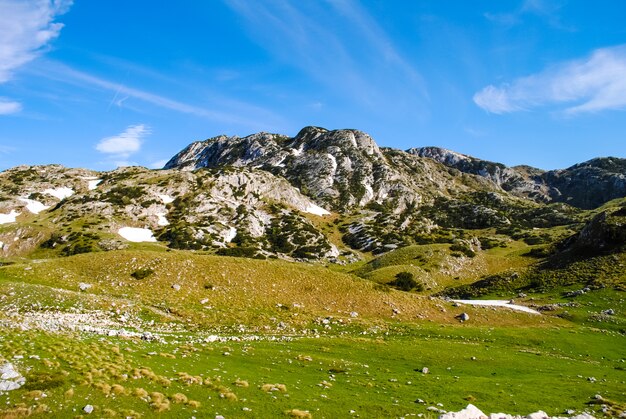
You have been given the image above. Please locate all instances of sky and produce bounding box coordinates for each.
[1,0,625,171]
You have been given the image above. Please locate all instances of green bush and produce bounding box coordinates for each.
[389,272,423,292]
[131,268,155,280]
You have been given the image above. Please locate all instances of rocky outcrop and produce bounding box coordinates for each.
[0,165,341,261]
[543,157,626,209]
[165,127,484,212]
[562,207,626,254]
[411,147,626,209]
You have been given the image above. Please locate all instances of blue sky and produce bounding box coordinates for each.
[1,0,625,171]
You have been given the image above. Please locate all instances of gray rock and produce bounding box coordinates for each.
[78,282,92,291]
[456,312,470,322]
[0,363,25,391]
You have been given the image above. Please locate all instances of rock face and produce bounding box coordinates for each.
[543,157,626,209]
[562,207,626,254]
[0,126,622,262]
[410,147,626,209]
[165,127,486,212]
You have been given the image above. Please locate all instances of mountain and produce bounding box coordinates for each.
[0,126,622,261]
[164,126,491,213]
[0,127,625,418]
[409,146,626,209]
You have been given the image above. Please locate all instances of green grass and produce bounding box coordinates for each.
[0,324,624,418]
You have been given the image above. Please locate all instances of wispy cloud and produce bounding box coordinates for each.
[223,0,427,110]
[0,97,22,115]
[473,44,626,115]
[96,124,149,159]
[0,0,72,115]
[30,60,285,130]
[484,0,572,31]
[0,0,72,83]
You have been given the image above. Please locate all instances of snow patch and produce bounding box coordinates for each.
[159,194,175,204]
[0,210,19,224]
[452,300,540,315]
[19,198,50,214]
[118,227,157,242]
[305,204,330,216]
[44,187,74,200]
[223,227,237,243]
[88,179,102,190]
[156,212,169,226]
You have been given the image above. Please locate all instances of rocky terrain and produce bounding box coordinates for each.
[0,127,624,418]
[410,146,626,209]
[0,126,622,262]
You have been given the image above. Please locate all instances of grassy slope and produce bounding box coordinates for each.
[0,235,624,417]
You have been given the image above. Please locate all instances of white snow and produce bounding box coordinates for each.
[159,194,175,204]
[0,210,19,224]
[223,227,237,242]
[452,299,540,315]
[19,198,50,214]
[80,176,102,190]
[304,204,330,216]
[88,179,102,190]
[156,212,169,226]
[44,187,74,200]
[118,227,157,242]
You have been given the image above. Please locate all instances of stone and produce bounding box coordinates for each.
[440,404,487,419]
[0,363,25,391]
[78,282,92,291]
[457,312,470,322]
[526,411,549,419]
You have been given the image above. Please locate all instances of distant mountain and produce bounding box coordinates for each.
[408,146,626,209]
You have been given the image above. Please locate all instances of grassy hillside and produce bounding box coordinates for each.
[1,249,625,417]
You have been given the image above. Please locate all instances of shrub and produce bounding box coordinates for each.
[389,272,423,292]
[131,268,154,280]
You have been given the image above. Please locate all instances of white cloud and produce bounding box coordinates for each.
[474,44,626,115]
[96,124,150,158]
[0,0,72,83]
[0,97,22,114]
